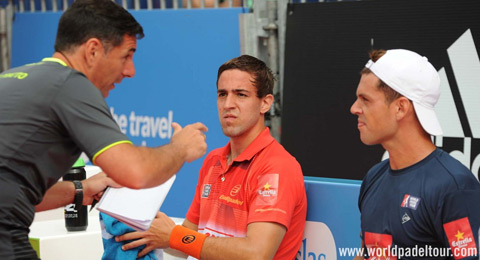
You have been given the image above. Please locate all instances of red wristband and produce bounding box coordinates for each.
[169,225,208,259]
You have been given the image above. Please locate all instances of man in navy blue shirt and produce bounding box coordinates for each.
[351,49,480,260]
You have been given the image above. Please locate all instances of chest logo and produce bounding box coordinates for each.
[401,212,411,224]
[230,184,241,197]
[201,184,211,198]
[400,194,421,210]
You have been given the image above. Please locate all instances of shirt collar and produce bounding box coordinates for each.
[41,57,68,67]
[220,127,275,163]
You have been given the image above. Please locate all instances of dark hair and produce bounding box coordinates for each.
[217,55,275,98]
[54,0,144,53]
[361,49,403,103]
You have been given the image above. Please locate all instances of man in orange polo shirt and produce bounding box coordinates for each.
[118,55,307,259]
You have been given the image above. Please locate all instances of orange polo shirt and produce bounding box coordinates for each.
[186,128,307,259]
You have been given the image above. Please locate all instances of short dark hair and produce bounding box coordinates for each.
[217,55,275,98]
[361,49,403,104]
[54,0,144,53]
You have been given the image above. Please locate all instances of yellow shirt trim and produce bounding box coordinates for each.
[41,57,67,67]
[92,140,133,165]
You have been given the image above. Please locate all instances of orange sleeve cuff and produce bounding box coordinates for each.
[169,225,208,259]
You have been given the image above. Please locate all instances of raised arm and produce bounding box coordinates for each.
[95,122,207,189]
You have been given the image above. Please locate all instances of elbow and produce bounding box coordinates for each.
[249,255,272,260]
[115,165,172,189]
[246,248,275,260]
[112,165,150,189]
[123,179,147,189]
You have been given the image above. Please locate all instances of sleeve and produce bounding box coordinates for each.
[358,161,387,242]
[438,188,480,260]
[358,172,371,244]
[246,154,305,230]
[358,177,368,214]
[51,73,130,161]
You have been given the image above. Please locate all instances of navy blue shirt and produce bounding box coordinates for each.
[359,149,480,259]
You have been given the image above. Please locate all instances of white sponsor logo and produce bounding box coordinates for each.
[297,221,337,260]
[402,213,411,224]
[452,237,473,248]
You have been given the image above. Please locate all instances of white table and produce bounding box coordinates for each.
[29,166,185,259]
[30,209,185,260]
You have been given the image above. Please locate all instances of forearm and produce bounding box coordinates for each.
[35,181,74,212]
[95,143,186,189]
[170,222,284,260]
[136,144,186,186]
[200,236,272,260]
[164,248,188,259]
[36,172,119,212]
[96,122,207,189]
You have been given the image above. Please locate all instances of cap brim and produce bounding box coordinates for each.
[413,102,443,136]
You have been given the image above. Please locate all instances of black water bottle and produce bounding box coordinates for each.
[64,158,88,231]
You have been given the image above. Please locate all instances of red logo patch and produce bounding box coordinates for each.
[400,194,409,207]
[364,232,397,260]
[443,217,478,259]
[255,174,279,206]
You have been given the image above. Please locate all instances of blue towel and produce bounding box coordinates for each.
[100,212,163,260]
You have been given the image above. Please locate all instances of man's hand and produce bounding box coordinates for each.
[170,122,208,163]
[81,172,121,205]
[116,212,176,257]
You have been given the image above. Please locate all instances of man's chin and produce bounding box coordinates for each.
[360,136,379,146]
[221,127,240,138]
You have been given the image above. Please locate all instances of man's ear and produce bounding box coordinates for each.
[260,94,274,114]
[394,96,413,120]
[84,38,103,66]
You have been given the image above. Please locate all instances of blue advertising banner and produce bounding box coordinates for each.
[12,8,244,217]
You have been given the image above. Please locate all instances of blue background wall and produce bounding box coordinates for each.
[12,8,243,217]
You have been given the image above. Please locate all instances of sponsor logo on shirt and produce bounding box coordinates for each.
[257,174,278,197]
[230,184,241,197]
[401,213,411,224]
[0,72,28,79]
[443,217,478,259]
[218,194,244,205]
[400,194,420,210]
[258,182,277,197]
[364,232,397,260]
[201,184,211,198]
[256,174,279,206]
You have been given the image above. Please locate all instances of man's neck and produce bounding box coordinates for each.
[228,125,266,164]
[52,51,87,75]
[384,132,436,170]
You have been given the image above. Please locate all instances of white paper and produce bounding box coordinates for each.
[97,175,176,231]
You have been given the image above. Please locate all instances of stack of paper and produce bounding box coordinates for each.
[96,175,176,231]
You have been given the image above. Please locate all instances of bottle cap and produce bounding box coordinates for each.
[72,158,85,168]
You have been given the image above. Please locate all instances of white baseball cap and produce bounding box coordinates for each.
[365,49,443,136]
